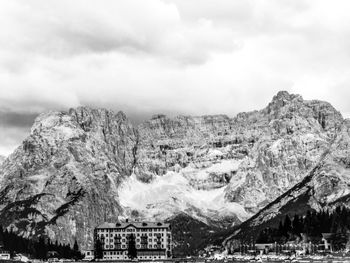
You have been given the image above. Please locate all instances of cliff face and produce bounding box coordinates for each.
[0,91,346,251]
[222,120,350,247]
[0,107,137,249]
[129,91,342,223]
[223,91,342,211]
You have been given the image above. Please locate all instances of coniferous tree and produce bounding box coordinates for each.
[256,207,350,251]
[28,239,36,257]
[0,224,81,259]
[35,237,47,259]
[278,221,284,238]
[94,238,103,260]
[283,215,292,238]
[127,234,137,259]
[292,214,302,235]
[73,240,82,259]
[0,226,4,248]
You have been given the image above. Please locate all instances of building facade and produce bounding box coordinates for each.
[0,250,10,260]
[94,220,172,260]
[83,250,94,261]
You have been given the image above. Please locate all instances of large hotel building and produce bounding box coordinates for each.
[94,220,172,260]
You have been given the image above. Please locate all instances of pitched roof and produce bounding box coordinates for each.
[96,221,170,229]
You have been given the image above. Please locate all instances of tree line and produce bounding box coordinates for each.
[256,206,350,250]
[0,225,83,259]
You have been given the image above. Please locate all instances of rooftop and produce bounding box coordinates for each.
[96,221,170,229]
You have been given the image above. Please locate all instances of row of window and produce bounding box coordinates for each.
[104,244,165,249]
[99,232,165,238]
[98,228,168,232]
[103,255,166,260]
[103,251,126,255]
[103,250,166,256]
[137,251,166,256]
[103,238,165,243]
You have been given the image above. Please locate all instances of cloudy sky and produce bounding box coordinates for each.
[1,0,350,156]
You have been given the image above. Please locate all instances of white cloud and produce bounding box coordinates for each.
[1,0,350,155]
[0,0,238,64]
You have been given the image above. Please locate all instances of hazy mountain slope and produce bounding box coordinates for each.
[0,91,345,251]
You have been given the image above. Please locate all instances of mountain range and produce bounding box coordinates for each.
[0,91,348,255]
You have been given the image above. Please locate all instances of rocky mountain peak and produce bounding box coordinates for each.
[0,92,348,254]
[222,118,350,247]
[150,114,167,120]
[265,90,303,116]
[259,91,343,136]
[273,90,302,101]
[0,106,138,249]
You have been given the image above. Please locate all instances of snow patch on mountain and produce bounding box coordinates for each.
[0,91,346,251]
[119,164,250,224]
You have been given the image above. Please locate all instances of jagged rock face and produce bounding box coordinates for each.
[0,107,138,249]
[0,91,346,251]
[136,114,233,180]
[222,120,350,247]
[223,92,343,211]
[132,91,343,221]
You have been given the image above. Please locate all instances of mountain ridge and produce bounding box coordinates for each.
[222,118,350,249]
[0,90,346,254]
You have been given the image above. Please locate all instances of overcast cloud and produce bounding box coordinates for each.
[1,0,350,156]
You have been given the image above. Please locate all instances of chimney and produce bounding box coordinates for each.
[126,218,129,223]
